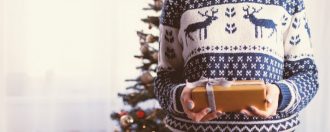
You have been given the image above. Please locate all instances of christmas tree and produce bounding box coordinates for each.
[110,0,171,131]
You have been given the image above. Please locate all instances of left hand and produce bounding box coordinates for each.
[240,83,280,118]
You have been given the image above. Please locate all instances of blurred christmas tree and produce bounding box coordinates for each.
[110,0,171,131]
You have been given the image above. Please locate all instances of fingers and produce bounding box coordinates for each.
[200,111,224,122]
[265,94,277,116]
[265,84,280,116]
[266,85,275,105]
[248,106,273,118]
[182,99,194,110]
[240,109,253,116]
[196,108,212,122]
[241,107,276,119]
[187,107,212,122]
[180,86,195,118]
[241,84,279,118]
[180,86,193,106]
[182,101,197,120]
[181,100,196,120]
[180,87,213,122]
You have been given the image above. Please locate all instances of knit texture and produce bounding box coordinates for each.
[154,0,319,131]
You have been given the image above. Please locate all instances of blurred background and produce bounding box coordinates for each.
[0,0,329,131]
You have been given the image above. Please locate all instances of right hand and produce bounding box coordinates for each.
[180,86,224,122]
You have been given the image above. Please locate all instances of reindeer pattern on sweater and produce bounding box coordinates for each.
[154,0,318,131]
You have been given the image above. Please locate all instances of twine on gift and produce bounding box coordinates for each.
[206,82,217,112]
[186,76,234,112]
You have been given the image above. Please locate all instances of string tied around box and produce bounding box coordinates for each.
[185,76,234,112]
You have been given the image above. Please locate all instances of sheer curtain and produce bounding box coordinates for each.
[0,0,329,132]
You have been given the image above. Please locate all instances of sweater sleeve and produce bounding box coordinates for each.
[154,0,186,116]
[273,1,319,114]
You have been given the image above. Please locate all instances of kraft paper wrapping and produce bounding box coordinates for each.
[190,79,267,113]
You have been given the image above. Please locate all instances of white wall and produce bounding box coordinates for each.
[0,0,329,132]
[296,0,330,131]
[0,0,150,131]
[1,0,6,131]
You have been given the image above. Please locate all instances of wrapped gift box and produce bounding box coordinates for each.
[191,80,267,113]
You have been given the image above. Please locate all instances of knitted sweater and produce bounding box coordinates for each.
[154,0,319,131]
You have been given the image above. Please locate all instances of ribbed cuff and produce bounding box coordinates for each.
[172,84,185,114]
[273,82,292,111]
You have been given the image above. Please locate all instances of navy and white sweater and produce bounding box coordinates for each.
[154,0,319,131]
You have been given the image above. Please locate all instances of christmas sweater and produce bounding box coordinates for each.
[154,0,319,131]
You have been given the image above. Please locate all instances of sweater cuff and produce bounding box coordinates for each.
[273,81,293,111]
[172,83,185,114]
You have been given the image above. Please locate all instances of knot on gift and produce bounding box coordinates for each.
[186,77,234,112]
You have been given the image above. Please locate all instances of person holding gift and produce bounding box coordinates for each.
[154,0,319,131]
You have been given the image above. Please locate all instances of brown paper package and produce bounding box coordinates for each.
[191,80,267,113]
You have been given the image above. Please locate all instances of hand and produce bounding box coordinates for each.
[180,86,224,122]
[240,83,280,118]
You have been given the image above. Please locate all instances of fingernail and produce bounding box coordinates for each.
[266,98,272,104]
[240,111,246,115]
[187,101,194,110]
[217,111,223,116]
[248,106,255,111]
[206,108,212,113]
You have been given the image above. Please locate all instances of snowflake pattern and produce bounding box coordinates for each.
[156,0,317,131]
[184,53,284,82]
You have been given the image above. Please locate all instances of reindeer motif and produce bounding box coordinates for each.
[242,6,277,39]
[184,7,218,46]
